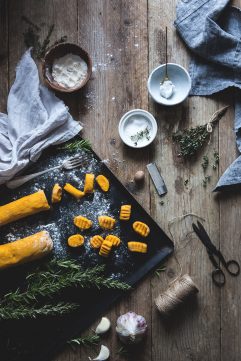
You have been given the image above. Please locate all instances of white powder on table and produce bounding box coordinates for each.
[52,53,88,89]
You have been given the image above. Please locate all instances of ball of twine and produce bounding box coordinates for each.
[155,274,199,315]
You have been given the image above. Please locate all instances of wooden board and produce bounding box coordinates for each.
[1,0,241,360]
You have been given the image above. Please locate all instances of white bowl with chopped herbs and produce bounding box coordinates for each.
[118,109,157,148]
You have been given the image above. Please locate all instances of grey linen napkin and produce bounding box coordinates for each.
[0,49,82,185]
[174,0,241,191]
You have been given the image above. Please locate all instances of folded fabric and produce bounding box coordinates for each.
[0,49,82,185]
[174,0,241,191]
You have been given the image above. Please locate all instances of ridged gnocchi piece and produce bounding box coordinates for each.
[96,175,110,192]
[74,215,92,230]
[84,174,95,193]
[105,234,121,247]
[120,205,132,220]
[90,235,104,249]
[51,183,62,203]
[133,221,150,237]
[98,215,116,230]
[68,234,84,248]
[99,240,113,257]
[128,241,148,253]
[64,183,85,199]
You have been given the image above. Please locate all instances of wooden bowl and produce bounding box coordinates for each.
[42,43,92,93]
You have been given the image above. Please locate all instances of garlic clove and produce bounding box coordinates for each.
[95,317,111,335]
[90,345,110,361]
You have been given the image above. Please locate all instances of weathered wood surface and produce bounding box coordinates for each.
[1,0,241,360]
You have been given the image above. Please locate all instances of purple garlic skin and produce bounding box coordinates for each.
[116,311,147,344]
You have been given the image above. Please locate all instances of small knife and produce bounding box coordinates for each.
[146,162,167,196]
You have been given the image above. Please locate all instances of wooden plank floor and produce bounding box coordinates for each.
[1,0,241,360]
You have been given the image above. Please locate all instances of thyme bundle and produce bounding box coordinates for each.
[0,259,130,320]
[172,106,229,158]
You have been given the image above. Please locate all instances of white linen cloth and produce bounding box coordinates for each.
[0,49,82,185]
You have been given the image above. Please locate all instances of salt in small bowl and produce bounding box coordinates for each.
[118,109,157,149]
[147,63,191,106]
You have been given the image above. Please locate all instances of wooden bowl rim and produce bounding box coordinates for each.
[42,42,92,93]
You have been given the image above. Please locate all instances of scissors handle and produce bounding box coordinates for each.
[212,268,226,287]
[225,260,240,276]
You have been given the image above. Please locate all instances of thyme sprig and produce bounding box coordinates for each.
[173,106,229,158]
[22,16,67,59]
[130,127,151,146]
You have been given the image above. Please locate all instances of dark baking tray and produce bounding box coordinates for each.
[0,146,173,361]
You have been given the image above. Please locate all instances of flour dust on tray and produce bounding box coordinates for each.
[52,53,88,89]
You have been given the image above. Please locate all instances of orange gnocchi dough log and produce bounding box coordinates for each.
[0,231,53,270]
[0,190,50,227]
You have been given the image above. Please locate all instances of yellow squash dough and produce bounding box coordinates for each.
[74,215,92,230]
[128,241,147,253]
[51,183,62,203]
[98,216,116,230]
[0,231,53,270]
[64,183,85,199]
[84,174,95,193]
[90,235,104,249]
[105,234,121,247]
[68,234,84,248]
[133,221,150,237]
[120,205,131,221]
[0,190,50,227]
[96,175,110,192]
[99,240,113,257]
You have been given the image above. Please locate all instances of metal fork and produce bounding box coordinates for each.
[6,156,86,189]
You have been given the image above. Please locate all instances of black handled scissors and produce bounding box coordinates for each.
[192,221,240,287]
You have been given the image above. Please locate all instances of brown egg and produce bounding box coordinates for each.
[134,170,145,182]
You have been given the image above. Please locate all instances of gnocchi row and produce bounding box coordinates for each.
[51,173,110,204]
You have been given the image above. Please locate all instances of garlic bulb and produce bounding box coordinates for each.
[116,311,147,344]
[89,345,110,361]
[95,317,111,334]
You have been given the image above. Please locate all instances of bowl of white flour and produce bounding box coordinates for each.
[42,43,92,93]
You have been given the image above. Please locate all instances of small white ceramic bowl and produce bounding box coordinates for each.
[147,63,191,106]
[118,109,157,148]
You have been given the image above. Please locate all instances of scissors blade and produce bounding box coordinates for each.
[196,221,218,253]
[192,222,217,254]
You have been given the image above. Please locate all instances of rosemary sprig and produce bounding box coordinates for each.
[58,139,92,152]
[173,106,229,158]
[2,260,130,306]
[0,302,78,320]
[154,267,166,277]
[67,333,100,348]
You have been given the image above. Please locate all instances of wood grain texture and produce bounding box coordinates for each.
[3,0,241,360]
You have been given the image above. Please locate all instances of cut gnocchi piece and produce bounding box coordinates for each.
[133,221,150,237]
[51,183,62,203]
[120,205,131,221]
[99,240,113,257]
[90,235,104,249]
[128,241,148,253]
[64,183,85,199]
[96,175,110,192]
[105,235,121,247]
[68,234,84,248]
[84,174,95,193]
[74,215,92,230]
[98,216,116,230]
